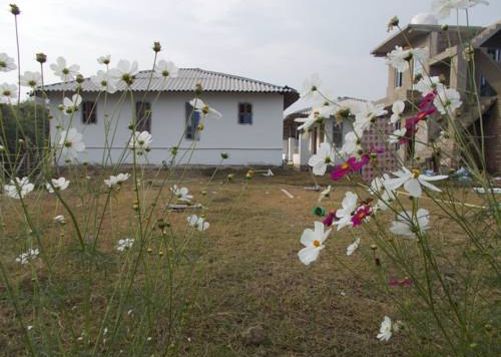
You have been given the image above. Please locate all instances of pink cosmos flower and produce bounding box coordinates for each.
[351,203,373,227]
[322,210,338,227]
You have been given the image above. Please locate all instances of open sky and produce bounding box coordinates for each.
[1,0,499,106]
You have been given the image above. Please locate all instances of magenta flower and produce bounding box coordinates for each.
[323,210,338,227]
[351,204,373,227]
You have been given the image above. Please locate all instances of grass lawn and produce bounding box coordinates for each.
[2,168,487,356]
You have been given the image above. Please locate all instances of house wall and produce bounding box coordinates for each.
[47,91,285,166]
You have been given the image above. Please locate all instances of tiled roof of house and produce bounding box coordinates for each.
[40,67,299,108]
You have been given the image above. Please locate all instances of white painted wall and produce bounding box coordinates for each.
[48,91,285,166]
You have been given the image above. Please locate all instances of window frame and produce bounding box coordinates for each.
[135,101,152,133]
[185,102,201,141]
[394,69,403,88]
[82,101,97,124]
[238,102,253,125]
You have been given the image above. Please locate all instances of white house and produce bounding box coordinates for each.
[43,68,298,166]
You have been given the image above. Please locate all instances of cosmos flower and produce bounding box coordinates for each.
[390,100,405,124]
[0,83,17,104]
[104,173,130,188]
[341,131,361,156]
[330,155,370,181]
[187,215,210,231]
[388,128,407,144]
[62,94,82,115]
[189,98,222,120]
[108,59,139,86]
[353,102,388,136]
[301,73,322,99]
[297,221,331,265]
[116,238,134,252]
[50,57,80,81]
[91,70,118,94]
[58,128,86,161]
[154,59,179,79]
[433,87,462,116]
[97,55,111,65]
[386,46,428,73]
[346,238,361,256]
[377,316,392,342]
[128,131,152,155]
[414,75,443,96]
[0,53,16,72]
[171,185,193,202]
[15,248,39,265]
[46,177,70,193]
[390,209,430,238]
[54,215,66,225]
[432,0,489,19]
[385,167,448,198]
[308,142,336,176]
[4,177,34,199]
[333,191,358,230]
[20,71,42,88]
[317,185,332,203]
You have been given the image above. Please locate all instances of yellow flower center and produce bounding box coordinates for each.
[313,240,321,248]
[411,169,421,178]
[341,162,350,170]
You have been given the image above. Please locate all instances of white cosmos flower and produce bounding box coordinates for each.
[390,100,405,124]
[187,215,210,231]
[369,174,396,211]
[46,177,70,193]
[15,248,39,265]
[385,167,448,198]
[353,102,388,136]
[128,131,152,155]
[386,47,428,73]
[116,238,134,252]
[298,221,331,265]
[0,83,17,104]
[295,111,318,133]
[414,75,443,96]
[50,57,80,82]
[4,177,35,199]
[0,53,16,72]
[341,131,361,156]
[433,87,462,116]
[54,215,66,224]
[171,185,193,202]
[97,55,111,65]
[301,73,322,99]
[333,191,358,231]
[154,59,179,79]
[58,128,86,161]
[62,94,82,115]
[108,59,139,86]
[377,316,392,342]
[189,98,222,120]
[308,142,335,176]
[388,128,406,144]
[20,71,42,88]
[390,209,430,238]
[91,70,118,94]
[346,238,361,256]
[432,0,489,19]
[317,185,332,203]
[104,173,130,188]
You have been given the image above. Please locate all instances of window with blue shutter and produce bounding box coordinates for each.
[238,103,253,124]
[186,102,201,140]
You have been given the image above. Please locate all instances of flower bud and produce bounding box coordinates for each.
[36,52,47,64]
[152,41,161,53]
[221,152,229,160]
[9,4,20,15]
[387,16,399,32]
[195,83,203,96]
[76,74,85,84]
[441,24,449,31]
[312,206,326,217]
